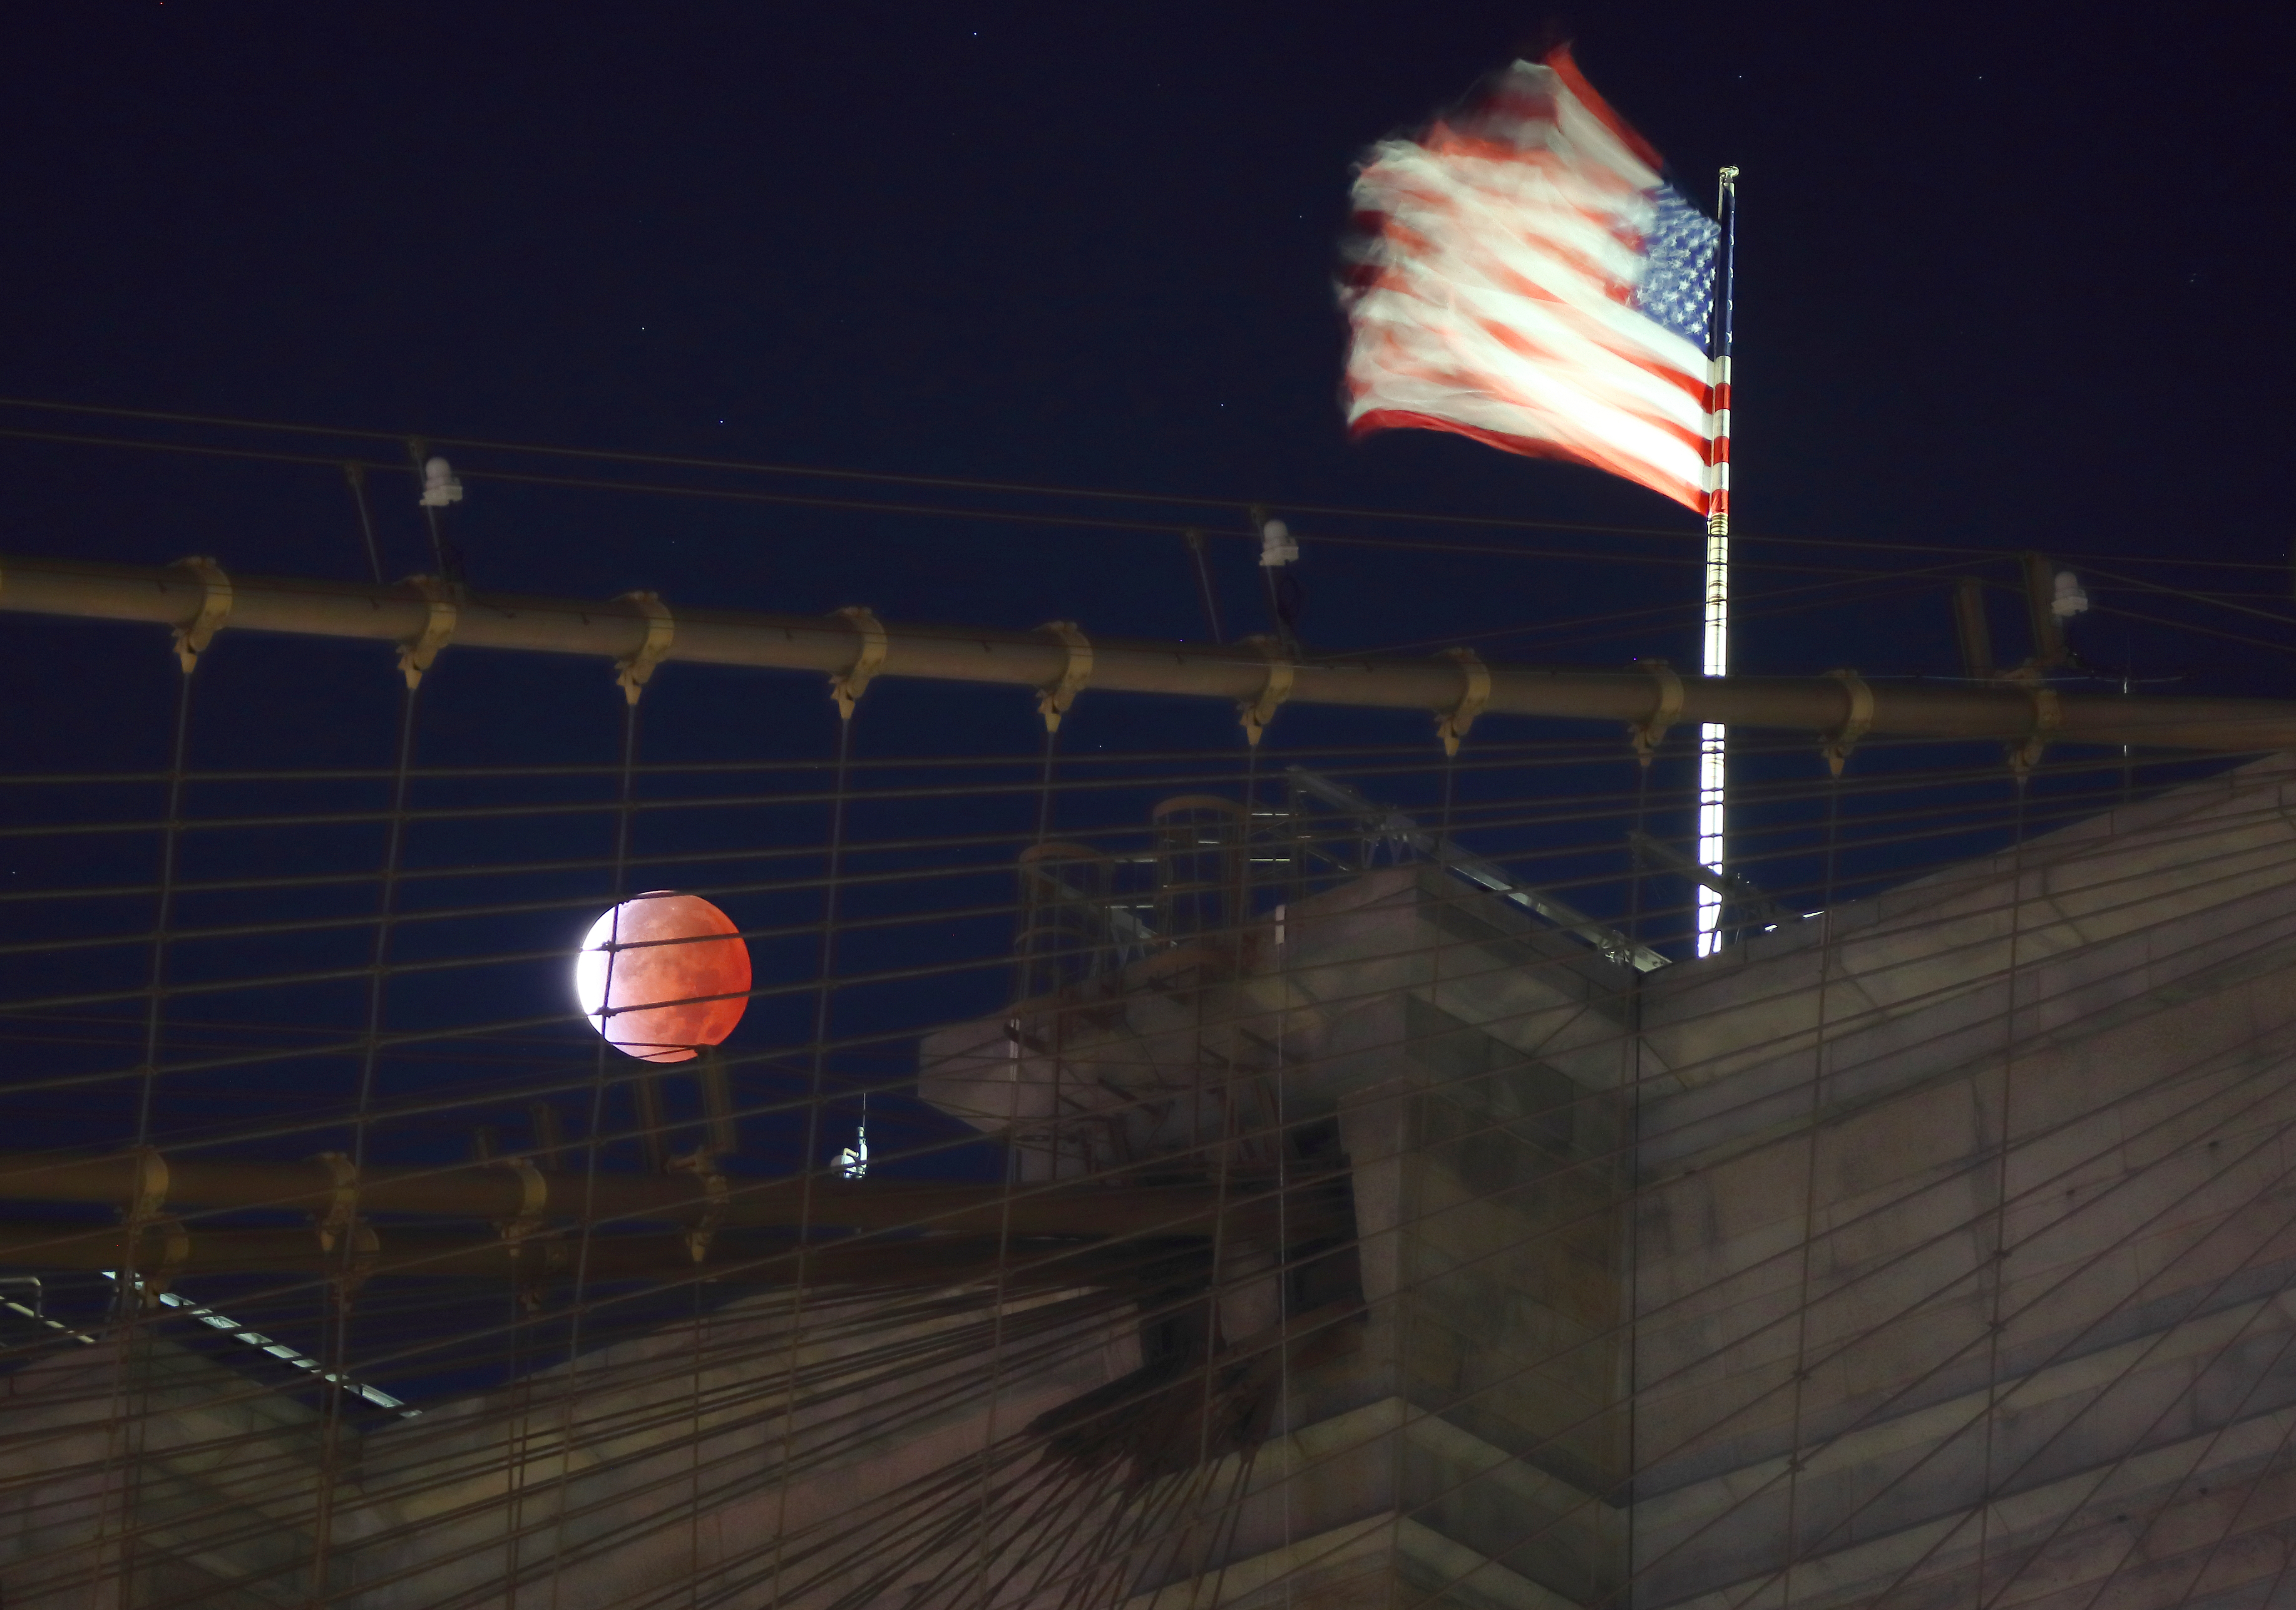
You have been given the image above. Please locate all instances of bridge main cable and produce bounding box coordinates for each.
[0,1149,1339,1239]
[2,552,2289,752]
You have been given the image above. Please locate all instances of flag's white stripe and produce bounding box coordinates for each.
[1350,290,1706,427]
[1349,157,1703,396]
[1347,300,1712,506]
[1387,247,1707,406]
[1348,311,1707,504]
[1348,218,1712,497]
[1354,144,1686,367]
[1343,57,1718,513]
[1349,367,1709,506]
[1547,81,1664,193]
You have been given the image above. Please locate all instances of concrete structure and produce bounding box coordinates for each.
[1628,751,2296,1610]
[7,754,2296,1608]
[922,751,2296,1610]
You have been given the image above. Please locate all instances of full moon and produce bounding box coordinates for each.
[574,892,751,1063]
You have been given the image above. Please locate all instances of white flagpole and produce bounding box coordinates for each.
[1697,166,1738,957]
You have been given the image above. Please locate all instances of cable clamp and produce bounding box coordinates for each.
[396,575,458,690]
[1630,659,1683,768]
[2013,684,2062,777]
[128,1147,170,1223]
[348,1222,380,1294]
[486,1151,557,1305]
[830,606,887,721]
[1822,668,1874,778]
[170,556,233,675]
[670,1154,730,1265]
[116,1145,171,1304]
[1435,647,1490,758]
[1036,621,1093,733]
[512,1236,568,1313]
[311,1151,361,1253]
[494,1155,549,1243]
[133,1216,190,1305]
[1236,634,1294,748]
[321,1220,381,1299]
[614,591,676,705]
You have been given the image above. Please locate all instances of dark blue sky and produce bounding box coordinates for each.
[1,2,2289,1378]
[7,0,2289,1067]
[5,2,2289,684]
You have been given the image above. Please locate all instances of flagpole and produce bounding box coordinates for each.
[1697,165,1738,957]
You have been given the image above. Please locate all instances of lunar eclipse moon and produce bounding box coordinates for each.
[574,892,751,1063]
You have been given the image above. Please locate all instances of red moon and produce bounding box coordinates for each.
[574,892,750,1063]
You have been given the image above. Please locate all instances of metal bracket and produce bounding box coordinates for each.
[1036,621,1093,733]
[396,575,458,690]
[322,1220,381,1299]
[614,592,676,705]
[496,1153,555,1308]
[1822,668,1874,778]
[170,556,233,675]
[118,1146,172,1304]
[128,1147,170,1223]
[671,1155,730,1265]
[513,1235,569,1313]
[1237,634,1294,748]
[136,1216,190,1304]
[830,606,887,721]
[2013,684,2062,777]
[311,1151,360,1253]
[494,1155,549,1244]
[348,1222,380,1294]
[1630,659,1684,767]
[1435,648,1490,758]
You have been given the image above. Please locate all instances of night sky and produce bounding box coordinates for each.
[0,0,2292,1386]
[5,4,2289,679]
[0,8,2290,1128]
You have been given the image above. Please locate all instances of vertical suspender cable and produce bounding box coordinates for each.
[91,668,198,1606]
[307,675,422,1597]
[1973,774,2030,1600]
[344,462,384,584]
[542,696,645,1606]
[770,707,856,1603]
[1779,765,1844,1608]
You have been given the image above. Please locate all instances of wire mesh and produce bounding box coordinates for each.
[1,532,2293,1610]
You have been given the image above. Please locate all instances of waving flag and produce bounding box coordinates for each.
[1341,48,1721,513]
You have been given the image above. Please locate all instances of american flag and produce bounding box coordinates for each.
[1341,48,1721,514]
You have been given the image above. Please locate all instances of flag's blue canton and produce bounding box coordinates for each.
[1634,183,1720,351]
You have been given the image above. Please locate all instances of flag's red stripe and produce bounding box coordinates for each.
[1351,408,1706,514]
